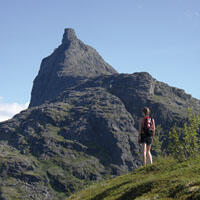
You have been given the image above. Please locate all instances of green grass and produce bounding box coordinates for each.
[68,156,200,200]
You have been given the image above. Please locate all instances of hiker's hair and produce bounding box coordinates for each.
[142,107,150,115]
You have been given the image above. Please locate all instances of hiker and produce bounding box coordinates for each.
[138,107,155,166]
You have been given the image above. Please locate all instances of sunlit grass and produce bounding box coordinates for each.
[68,155,200,200]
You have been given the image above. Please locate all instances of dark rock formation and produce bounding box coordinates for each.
[0,28,200,199]
[30,28,117,107]
[0,88,141,199]
[72,72,200,129]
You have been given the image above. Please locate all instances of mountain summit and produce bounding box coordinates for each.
[62,28,77,43]
[30,28,117,107]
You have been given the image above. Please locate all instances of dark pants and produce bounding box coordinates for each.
[140,134,153,146]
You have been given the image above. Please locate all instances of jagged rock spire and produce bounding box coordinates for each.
[29,28,118,107]
[62,28,77,44]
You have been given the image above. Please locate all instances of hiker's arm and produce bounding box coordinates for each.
[153,119,156,136]
[138,118,142,143]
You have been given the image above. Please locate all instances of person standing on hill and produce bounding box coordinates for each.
[138,107,155,166]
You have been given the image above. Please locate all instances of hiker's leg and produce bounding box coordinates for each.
[143,143,147,166]
[147,145,153,164]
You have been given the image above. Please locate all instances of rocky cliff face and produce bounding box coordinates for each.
[74,72,200,129]
[30,28,117,107]
[0,29,200,199]
[0,88,141,199]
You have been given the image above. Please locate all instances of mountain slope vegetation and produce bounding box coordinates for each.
[68,156,200,200]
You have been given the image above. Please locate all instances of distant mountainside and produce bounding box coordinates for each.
[0,28,200,200]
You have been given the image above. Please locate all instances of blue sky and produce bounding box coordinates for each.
[0,0,200,121]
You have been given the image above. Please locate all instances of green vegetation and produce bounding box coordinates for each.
[68,156,200,200]
[45,124,65,142]
[0,184,23,200]
[167,109,200,160]
[152,125,163,157]
[152,94,171,104]
[151,109,200,160]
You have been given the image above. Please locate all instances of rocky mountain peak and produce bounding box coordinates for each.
[29,28,118,107]
[62,28,77,44]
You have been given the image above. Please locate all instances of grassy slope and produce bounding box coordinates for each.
[68,156,200,200]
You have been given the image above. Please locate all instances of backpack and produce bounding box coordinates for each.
[143,116,154,137]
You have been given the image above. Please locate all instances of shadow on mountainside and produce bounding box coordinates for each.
[90,181,132,200]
